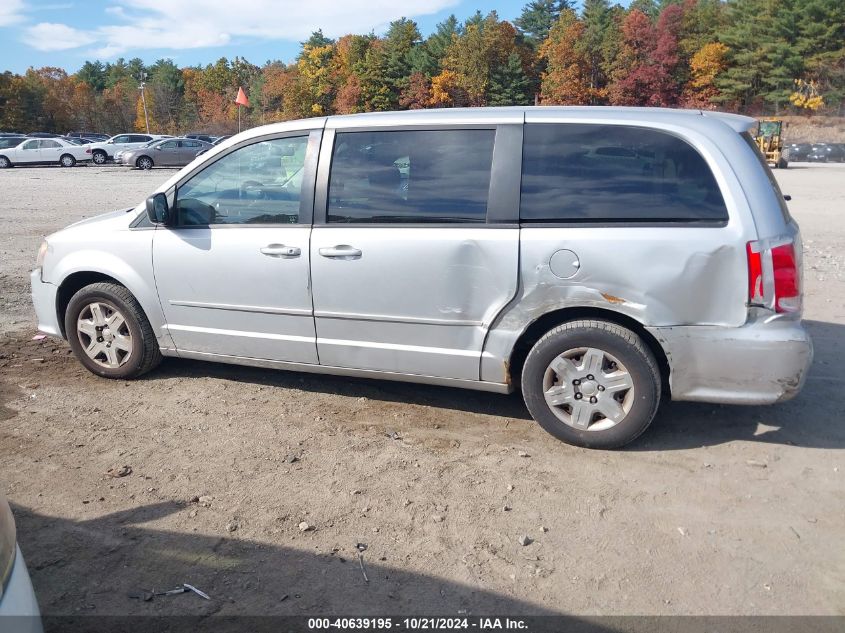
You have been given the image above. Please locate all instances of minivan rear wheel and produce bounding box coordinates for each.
[65,282,162,379]
[521,320,661,449]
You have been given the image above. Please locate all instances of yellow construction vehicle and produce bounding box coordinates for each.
[755,118,788,168]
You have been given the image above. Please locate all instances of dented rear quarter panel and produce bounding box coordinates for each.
[481,111,782,385]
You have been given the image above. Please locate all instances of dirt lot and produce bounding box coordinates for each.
[1,164,843,617]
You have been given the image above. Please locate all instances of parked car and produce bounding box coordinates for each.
[185,133,216,143]
[121,137,212,169]
[66,131,109,142]
[0,490,43,631]
[86,134,166,164]
[0,136,28,150]
[30,107,812,449]
[0,137,92,168]
[212,135,231,146]
[807,143,845,163]
[25,132,61,138]
[785,142,812,161]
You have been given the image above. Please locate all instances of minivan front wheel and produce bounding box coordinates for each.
[65,282,162,379]
[521,320,661,449]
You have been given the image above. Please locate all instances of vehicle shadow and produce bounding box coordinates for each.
[150,356,534,421]
[143,320,842,451]
[13,501,571,624]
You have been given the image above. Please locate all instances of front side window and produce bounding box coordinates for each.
[159,140,178,150]
[22,140,39,150]
[175,135,309,226]
[327,129,495,223]
[520,124,729,223]
[112,135,130,144]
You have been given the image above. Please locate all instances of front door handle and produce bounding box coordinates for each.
[260,244,301,258]
[319,245,362,259]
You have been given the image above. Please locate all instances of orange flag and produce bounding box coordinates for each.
[235,86,250,107]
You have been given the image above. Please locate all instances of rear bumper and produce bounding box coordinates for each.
[0,547,43,632]
[649,317,813,405]
[30,270,61,337]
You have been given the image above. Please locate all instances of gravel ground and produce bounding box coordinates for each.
[0,163,843,617]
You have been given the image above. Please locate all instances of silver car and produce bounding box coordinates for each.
[120,138,213,170]
[0,491,42,632]
[30,107,813,448]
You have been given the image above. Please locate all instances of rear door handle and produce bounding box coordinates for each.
[260,244,301,258]
[319,245,362,259]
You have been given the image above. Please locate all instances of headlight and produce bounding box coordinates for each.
[0,491,16,600]
[36,240,50,268]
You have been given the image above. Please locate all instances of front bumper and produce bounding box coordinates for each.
[30,270,61,337]
[650,317,813,405]
[0,547,43,632]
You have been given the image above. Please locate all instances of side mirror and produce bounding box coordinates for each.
[146,193,170,225]
[107,139,114,144]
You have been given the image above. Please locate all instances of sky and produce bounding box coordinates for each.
[0,0,539,74]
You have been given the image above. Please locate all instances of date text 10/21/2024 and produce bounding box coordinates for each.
[307,618,529,630]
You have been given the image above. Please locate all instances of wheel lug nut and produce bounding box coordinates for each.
[586,374,594,380]
[97,337,103,342]
[597,385,605,391]
[573,379,581,386]
[574,393,582,400]
[589,396,597,404]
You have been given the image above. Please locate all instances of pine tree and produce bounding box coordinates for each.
[489,52,532,105]
[515,1,574,46]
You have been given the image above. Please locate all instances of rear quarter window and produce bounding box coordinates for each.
[520,123,729,224]
[740,131,791,222]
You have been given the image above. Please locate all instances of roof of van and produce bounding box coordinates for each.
[328,106,755,132]
[226,107,756,144]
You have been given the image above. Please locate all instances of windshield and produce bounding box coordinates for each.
[757,121,782,137]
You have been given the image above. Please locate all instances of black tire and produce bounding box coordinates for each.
[0,156,11,169]
[137,156,153,170]
[59,154,76,167]
[64,282,162,379]
[521,319,661,449]
[777,157,788,169]
[92,150,107,165]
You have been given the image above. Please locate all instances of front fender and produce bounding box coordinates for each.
[46,236,172,349]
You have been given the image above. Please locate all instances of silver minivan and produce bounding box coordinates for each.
[30,107,813,448]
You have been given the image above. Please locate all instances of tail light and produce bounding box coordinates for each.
[747,238,801,314]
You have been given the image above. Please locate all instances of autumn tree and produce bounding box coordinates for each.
[399,72,431,109]
[540,10,595,104]
[681,41,728,108]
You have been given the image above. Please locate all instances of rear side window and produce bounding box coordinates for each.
[327,129,495,223]
[520,124,729,223]
[740,132,791,222]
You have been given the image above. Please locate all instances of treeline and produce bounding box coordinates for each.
[1,0,843,135]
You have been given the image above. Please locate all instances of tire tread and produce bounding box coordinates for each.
[66,282,162,378]
[522,319,661,449]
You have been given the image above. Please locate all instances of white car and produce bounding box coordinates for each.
[0,491,42,632]
[87,134,169,165]
[0,138,92,168]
